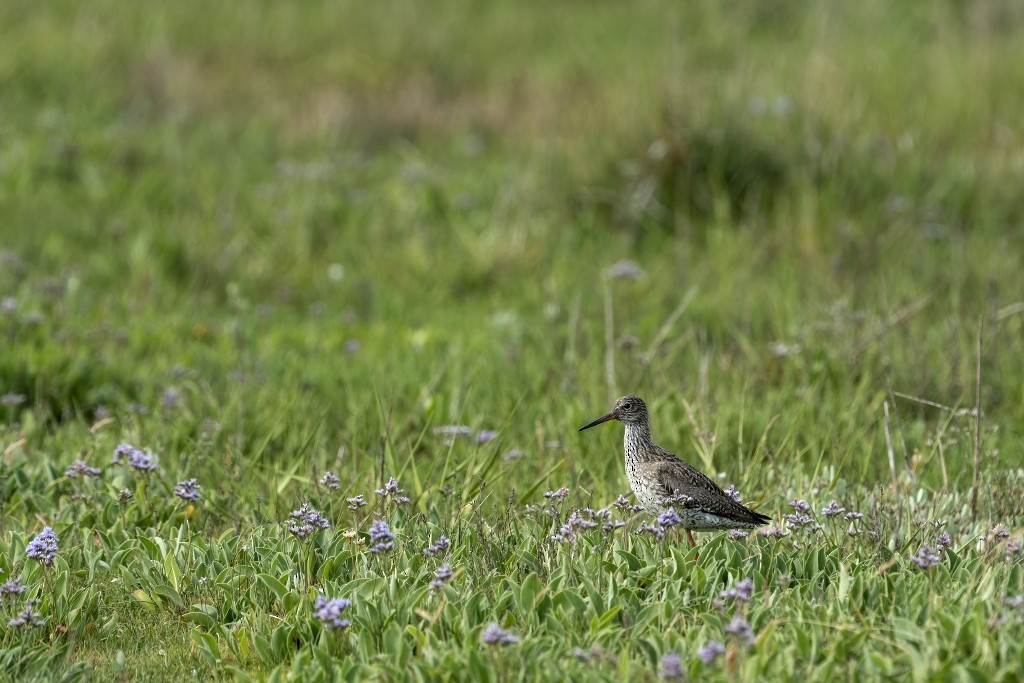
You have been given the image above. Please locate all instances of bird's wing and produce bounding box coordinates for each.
[653,461,726,507]
[654,460,771,525]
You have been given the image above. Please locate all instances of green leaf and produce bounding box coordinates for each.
[190,629,221,668]
[258,573,288,602]
[163,550,182,592]
[184,611,217,630]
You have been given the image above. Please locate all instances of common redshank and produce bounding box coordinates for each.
[579,395,770,549]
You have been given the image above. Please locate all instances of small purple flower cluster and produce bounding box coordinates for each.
[659,652,683,680]
[1,392,26,407]
[723,484,742,503]
[8,599,44,628]
[612,494,644,513]
[375,477,410,505]
[429,564,454,590]
[698,640,725,665]
[287,504,330,539]
[552,510,596,544]
[725,615,756,646]
[637,504,689,541]
[661,492,693,507]
[760,525,790,538]
[368,520,395,554]
[544,487,570,501]
[911,543,942,569]
[26,527,59,567]
[783,499,821,533]
[113,443,158,472]
[657,508,683,528]
[729,529,749,539]
[481,622,519,646]
[475,430,498,444]
[173,479,201,502]
[435,425,496,446]
[346,495,367,510]
[821,500,846,517]
[65,460,102,478]
[423,535,451,556]
[1,577,27,600]
[935,532,952,549]
[313,596,352,629]
[720,578,754,603]
[320,471,341,490]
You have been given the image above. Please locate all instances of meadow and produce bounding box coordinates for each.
[2,0,1024,680]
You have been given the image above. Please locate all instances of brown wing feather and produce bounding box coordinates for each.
[654,460,771,526]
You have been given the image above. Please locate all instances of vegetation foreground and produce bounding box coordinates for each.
[2,1,1024,681]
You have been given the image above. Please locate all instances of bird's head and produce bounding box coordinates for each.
[578,395,649,431]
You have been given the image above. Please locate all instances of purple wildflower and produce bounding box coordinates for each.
[320,471,341,490]
[475,430,498,444]
[1004,595,1024,609]
[725,615,756,646]
[161,387,181,411]
[662,492,693,507]
[434,425,472,445]
[720,578,754,603]
[113,443,136,463]
[1,393,26,407]
[788,499,812,514]
[114,444,158,472]
[728,529,749,539]
[26,527,59,567]
[65,460,101,478]
[936,532,952,549]
[698,640,725,665]
[783,502,821,532]
[346,495,367,510]
[658,508,683,528]
[504,449,523,462]
[723,484,742,503]
[429,564,454,590]
[544,487,570,501]
[613,494,644,513]
[8,599,44,628]
[287,504,330,539]
[481,622,519,646]
[313,596,352,629]
[368,520,395,554]
[375,477,410,505]
[637,523,667,540]
[423,535,451,556]
[761,526,790,538]
[659,652,683,680]
[912,544,942,569]
[173,479,201,502]
[989,526,1010,540]
[821,500,846,517]
[1,577,27,600]
[604,260,646,281]
[845,511,863,521]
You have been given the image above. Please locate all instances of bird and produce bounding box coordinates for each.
[579,395,770,551]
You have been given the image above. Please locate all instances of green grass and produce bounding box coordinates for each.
[2,0,1024,680]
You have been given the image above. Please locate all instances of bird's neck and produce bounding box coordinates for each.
[623,422,655,462]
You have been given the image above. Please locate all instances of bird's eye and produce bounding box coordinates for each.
[621,402,633,411]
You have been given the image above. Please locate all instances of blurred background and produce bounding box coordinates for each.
[2,0,1023,499]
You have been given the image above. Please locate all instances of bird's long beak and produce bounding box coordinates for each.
[578,411,616,432]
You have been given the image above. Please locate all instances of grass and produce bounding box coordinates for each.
[1,0,1024,680]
